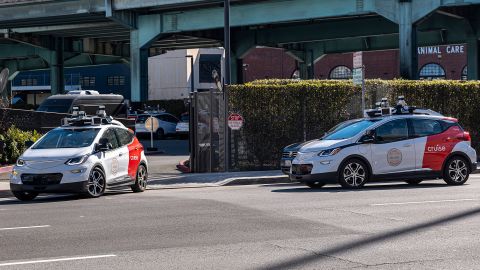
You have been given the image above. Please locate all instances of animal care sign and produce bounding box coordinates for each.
[417,45,465,55]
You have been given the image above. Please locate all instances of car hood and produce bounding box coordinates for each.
[22,147,91,161]
[283,140,318,152]
[299,139,351,153]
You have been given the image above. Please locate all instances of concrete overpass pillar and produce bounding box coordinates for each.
[130,14,163,102]
[50,37,65,95]
[399,1,418,79]
[467,36,479,80]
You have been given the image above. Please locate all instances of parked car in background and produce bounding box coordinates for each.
[176,113,189,139]
[135,112,179,139]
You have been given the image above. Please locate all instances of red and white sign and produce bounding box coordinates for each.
[228,113,244,130]
[353,51,363,69]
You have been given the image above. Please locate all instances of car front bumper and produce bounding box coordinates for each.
[10,181,88,193]
[289,172,338,184]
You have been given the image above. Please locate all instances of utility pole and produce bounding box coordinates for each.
[224,0,230,172]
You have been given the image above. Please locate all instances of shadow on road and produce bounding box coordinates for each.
[271,182,453,193]
[0,190,132,206]
[256,206,480,270]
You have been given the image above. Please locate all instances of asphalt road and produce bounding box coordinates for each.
[1,176,480,269]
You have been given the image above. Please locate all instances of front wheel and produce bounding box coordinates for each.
[131,164,148,193]
[443,157,470,185]
[338,159,369,188]
[85,167,106,198]
[12,191,38,201]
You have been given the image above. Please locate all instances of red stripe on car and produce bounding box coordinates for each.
[422,126,463,171]
[127,137,143,180]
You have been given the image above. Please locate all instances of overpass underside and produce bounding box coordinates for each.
[1,0,480,101]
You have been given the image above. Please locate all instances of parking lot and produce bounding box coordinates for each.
[0,175,479,269]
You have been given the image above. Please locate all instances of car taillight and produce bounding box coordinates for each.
[463,131,471,142]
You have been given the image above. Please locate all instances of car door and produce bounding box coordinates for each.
[114,128,131,180]
[99,128,123,183]
[370,118,416,175]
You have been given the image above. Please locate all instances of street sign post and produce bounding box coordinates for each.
[145,116,159,151]
[353,51,365,111]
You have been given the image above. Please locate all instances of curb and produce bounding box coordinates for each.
[220,175,290,186]
[0,166,13,174]
[0,190,12,199]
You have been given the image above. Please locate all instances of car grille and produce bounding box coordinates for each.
[291,164,313,175]
[21,174,63,185]
[282,151,297,158]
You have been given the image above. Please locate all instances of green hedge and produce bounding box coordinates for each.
[228,79,480,170]
[0,126,42,165]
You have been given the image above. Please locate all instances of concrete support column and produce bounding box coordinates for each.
[399,1,418,79]
[50,37,65,95]
[130,39,149,102]
[467,35,479,80]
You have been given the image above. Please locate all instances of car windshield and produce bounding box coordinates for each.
[324,119,380,140]
[33,128,100,149]
[180,115,189,122]
[37,99,73,113]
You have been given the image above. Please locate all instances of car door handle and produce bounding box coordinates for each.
[403,143,412,147]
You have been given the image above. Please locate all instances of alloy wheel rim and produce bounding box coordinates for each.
[88,170,104,196]
[448,159,467,182]
[138,166,147,189]
[343,162,366,187]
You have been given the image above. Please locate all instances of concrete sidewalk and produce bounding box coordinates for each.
[148,171,289,189]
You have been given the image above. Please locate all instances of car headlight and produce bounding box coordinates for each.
[65,155,89,166]
[16,159,26,167]
[318,148,342,157]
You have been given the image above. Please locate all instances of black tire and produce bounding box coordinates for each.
[306,182,325,189]
[405,179,423,185]
[443,156,470,185]
[131,164,148,193]
[156,129,165,140]
[338,159,369,188]
[12,191,38,201]
[85,167,106,198]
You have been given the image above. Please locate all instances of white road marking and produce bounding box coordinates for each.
[371,198,478,206]
[0,225,50,231]
[0,255,117,267]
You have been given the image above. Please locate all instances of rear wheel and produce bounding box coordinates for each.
[338,159,369,188]
[443,156,470,185]
[131,164,148,193]
[306,182,325,189]
[85,167,105,198]
[12,191,38,201]
[405,179,423,185]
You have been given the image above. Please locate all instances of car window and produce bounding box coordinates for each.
[166,115,179,123]
[412,119,443,137]
[37,99,73,113]
[375,119,409,143]
[33,128,100,149]
[180,115,189,122]
[101,129,120,149]
[136,115,149,124]
[115,128,134,146]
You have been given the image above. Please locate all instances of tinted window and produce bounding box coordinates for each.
[101,129,120,149]
[181,115,189,122]
[115,128,134,146]
[33,128,100,149]
[412,119,443,137]
[375,119,409,143]
[324,119,379,140]
[37,99,73,113]
[199,54,222,83]
[165,115,179,123]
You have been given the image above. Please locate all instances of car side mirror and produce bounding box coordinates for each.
[25,140,34,148]
[96,138,110,152]
[360,130,375,144]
